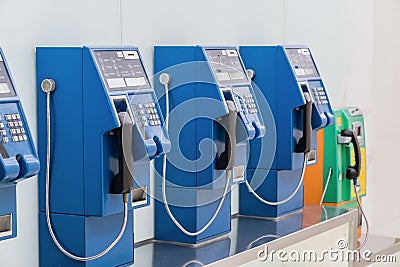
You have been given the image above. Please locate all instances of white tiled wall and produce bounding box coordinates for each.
[0,0,396,266]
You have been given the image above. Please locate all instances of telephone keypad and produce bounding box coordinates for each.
[311,87,328,106]
[131,102,161,128]
[241,94,258,114]
[3,113,27,142]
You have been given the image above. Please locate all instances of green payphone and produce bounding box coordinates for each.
[323,107,366,204]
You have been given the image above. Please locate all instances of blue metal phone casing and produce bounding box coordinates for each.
[37,46,170,267]
[0,48,39,241]
[239,45,334,218]
[154,46,265,244]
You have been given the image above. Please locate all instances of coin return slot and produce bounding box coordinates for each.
[307,149,317,165]
[132,186,148,207]
[353,122,364,145]
[0,214,12,238]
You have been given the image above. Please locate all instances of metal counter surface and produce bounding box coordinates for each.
[132,205,358,267]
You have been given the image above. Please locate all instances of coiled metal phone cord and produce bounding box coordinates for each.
[320,167,369,249]
[245,154,308,206]
[44,87,128,261]
[354,182,369,250]
[160,73,230,236]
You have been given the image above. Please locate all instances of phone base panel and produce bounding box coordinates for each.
[39,211,133,267]
[154,186,231,245]
[239,169,304,218]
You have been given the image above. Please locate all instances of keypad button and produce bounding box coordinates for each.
[144,103,149,108]
[22,135,27,141]
[5,115,11,121]
[141,116,147,122]
[12,136,17,142]
[131,104,137,110]
[21,128,25,133]
[11,114,17,120]
[139,110,145,115]
[138,104,143,109]
[0,123,4,128]
[143,122,148,127]
[11,129,16,134]
[0,130,6,136]
[8,122,14,127]
[3,137,8,143]
[16,129,21,134]
[18,136,23,141]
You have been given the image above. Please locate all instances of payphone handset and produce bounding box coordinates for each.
[158,46,265,238]
[41,46,170,262]
[0,49,39,183]
[0,48,39,241]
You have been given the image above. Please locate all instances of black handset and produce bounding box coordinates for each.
[341,129,361,180]
[216,100,237,170]
[110,112,134,194]
[295,92,312,153]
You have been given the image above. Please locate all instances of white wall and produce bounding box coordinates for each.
[284,0,375,233]
[370,0,400,237]
[121,0,287,242]
[0,1,122,266]
[0,0,390,266]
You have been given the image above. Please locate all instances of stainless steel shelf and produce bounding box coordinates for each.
[133,205,359,266]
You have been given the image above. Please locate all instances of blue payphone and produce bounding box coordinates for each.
[0,48,40,241]
[154,46,265,245]
[239,46,334,218]
[37,46,170,266]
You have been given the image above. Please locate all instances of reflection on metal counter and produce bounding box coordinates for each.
[238,46,334,218]
[0,48,40,241]
[132,206,357,267]
[233,212,303,253]
[37,47,170,266]
[154,46,265,245]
